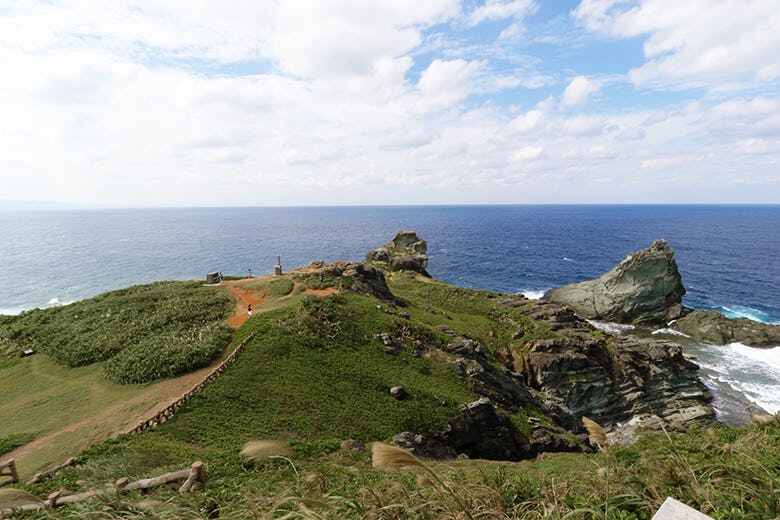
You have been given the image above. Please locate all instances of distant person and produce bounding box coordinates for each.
[319,272,324,283]
[248,268,252,278]
[247,304,252,317]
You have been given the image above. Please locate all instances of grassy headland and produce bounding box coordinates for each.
[1,270,778,518]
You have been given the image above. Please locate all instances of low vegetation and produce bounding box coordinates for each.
[0,281,233,384]
[2,271,778,519]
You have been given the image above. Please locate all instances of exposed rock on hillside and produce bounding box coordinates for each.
[499,298,714,431]
[543,240,685,326]
[672,310,780,347]
[366,231,430,277]
[305,260,406,306]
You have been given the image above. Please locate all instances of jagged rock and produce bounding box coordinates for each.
[392,432,458,460]
[444,398,531,461]
[501,299,714,430]
[366,231,431,277]
[448,337,485,359]
[389,386,408,400]
[529,428,581,454]
[671,309,780,347]
[325,261,405,306]
[392,398,531,461]
[544,240,685,326]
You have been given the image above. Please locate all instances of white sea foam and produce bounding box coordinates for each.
[692,343,780,415]
[0,306,27,316]
[720,305,779,325]
[587,320,635,335]
[47,297,62,307]
[652,328,690,337]
[520,289,546,300]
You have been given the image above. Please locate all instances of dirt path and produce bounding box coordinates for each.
[4,278,337,478]
[225,285,268,328]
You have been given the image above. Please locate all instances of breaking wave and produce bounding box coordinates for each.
[690,342,780,416]
[719,304,779,325]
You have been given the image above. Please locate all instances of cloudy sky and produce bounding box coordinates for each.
[1,0,779,207]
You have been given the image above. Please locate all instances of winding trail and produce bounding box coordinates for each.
[2,277,339,479]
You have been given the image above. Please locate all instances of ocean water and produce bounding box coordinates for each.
[1,205,778,420]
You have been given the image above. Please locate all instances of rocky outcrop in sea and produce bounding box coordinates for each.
[543,240,685,326]
[365,231,431,277]
[543,240,780,347]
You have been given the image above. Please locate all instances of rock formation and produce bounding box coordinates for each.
[543,240,686,326]
[312,260,406,307]
[500,297,713,431]
[366,231,431,277]
[671,310,780,347]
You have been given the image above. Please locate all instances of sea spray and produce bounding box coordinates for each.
[689,342,780,418]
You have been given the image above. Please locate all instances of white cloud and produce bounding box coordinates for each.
[563,115,605,136]
[468,0,536,25]
[0,1,776,206]
[508,109,544,133]
[616,127,646,141]
[573,0,780,89]
[417,59,485,110]
[510,145,545,161]
[560,75,600,107]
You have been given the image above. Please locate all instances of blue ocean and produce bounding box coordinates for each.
[1,205,778,421]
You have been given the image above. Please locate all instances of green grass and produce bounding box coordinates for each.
[0,281,234,384]
[0,432,35,457]
[5,273,779,519]
[17,422,780,519]
[387,274,560,356]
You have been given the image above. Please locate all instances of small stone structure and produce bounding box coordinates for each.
[205,272,222,284]
[274,256,283,276]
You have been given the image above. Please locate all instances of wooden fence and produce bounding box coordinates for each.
[0,460,18,488]
[126,333,254,434]
[27,457,75,485]
[1,461,203,516]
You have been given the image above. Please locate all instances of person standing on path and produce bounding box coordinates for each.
[247,304,252,317]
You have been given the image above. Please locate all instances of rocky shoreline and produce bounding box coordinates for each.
[543,240,780,347]
[349,232,728,459]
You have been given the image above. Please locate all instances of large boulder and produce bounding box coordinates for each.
[543,240,685,326]
[672,310,780,347]
[366,231,430,277]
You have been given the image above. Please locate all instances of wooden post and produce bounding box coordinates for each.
[8,459,18,485]
[47,490,62,509]
[178,461,203,493]
[115,477,129,496]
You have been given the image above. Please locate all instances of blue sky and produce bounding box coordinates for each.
[0,0,778,206]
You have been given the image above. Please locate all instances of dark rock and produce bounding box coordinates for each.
[366,231,431,277]
[671,309,780,347]
[501,298,714,430]
[392,432,457,460]
[443,398,532,461]
[340,439,366,452]
[543,240,685,326]
[390,386,408,400]
[448,337,485,359]
[529,428,581,454]
[327,261,405,306]
[205,272,222,284]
